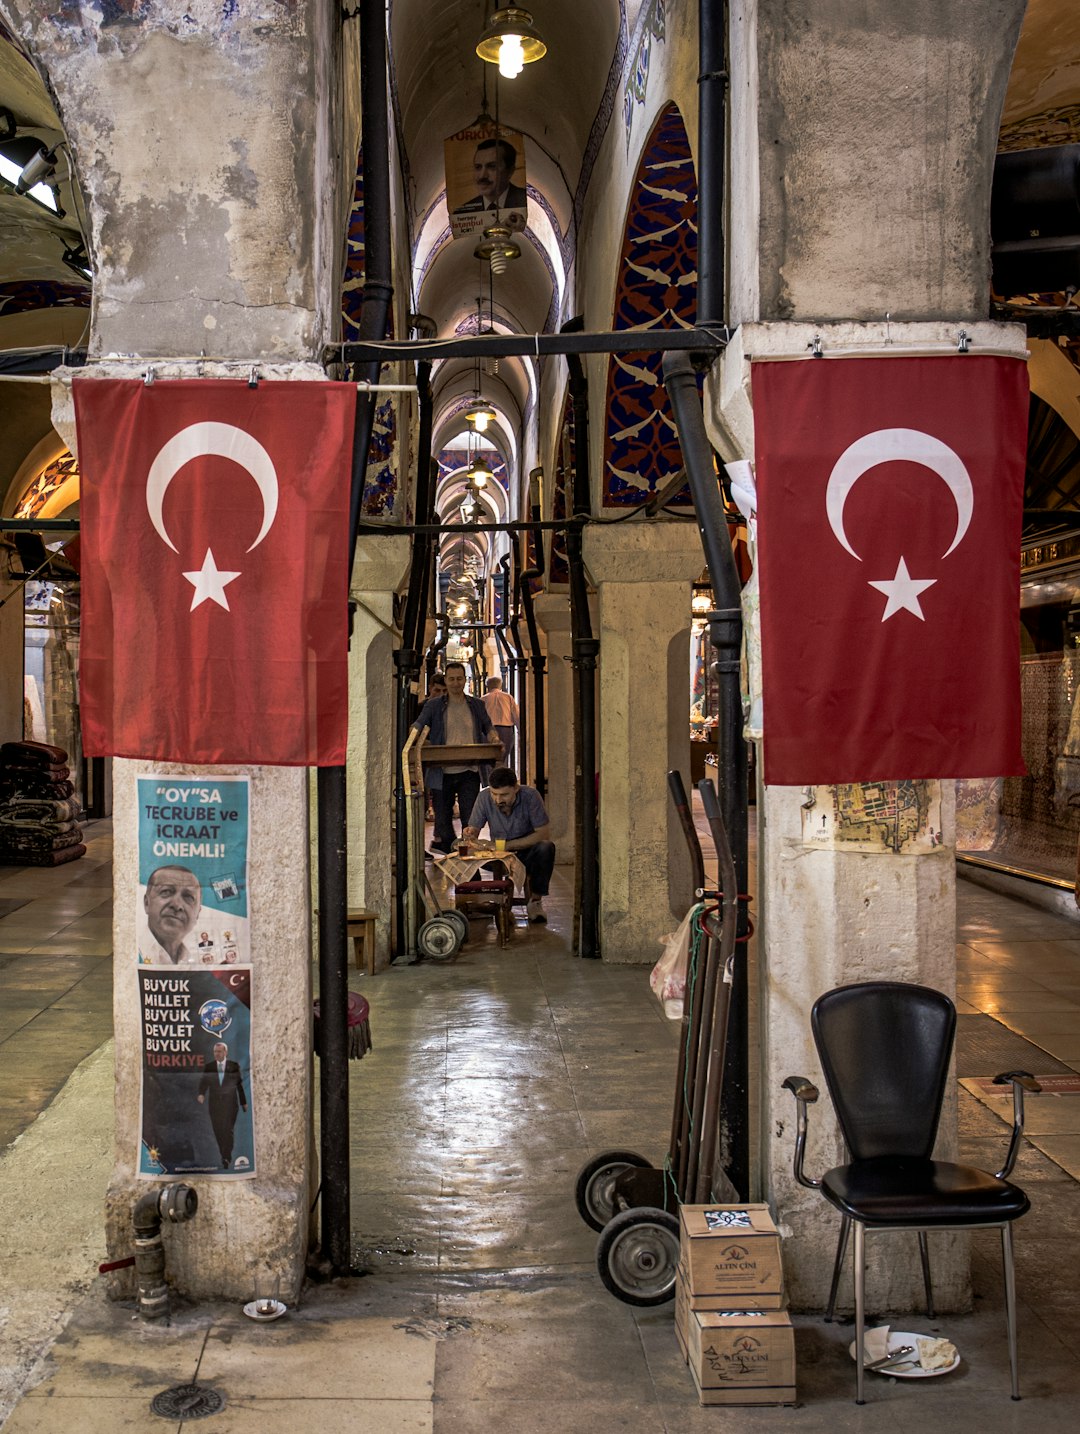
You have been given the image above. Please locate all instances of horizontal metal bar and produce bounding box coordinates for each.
[335,325,729,364]
[1,518,80,531]
[991,303,1080,337]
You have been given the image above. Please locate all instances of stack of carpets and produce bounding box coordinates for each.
[0,741,85,867]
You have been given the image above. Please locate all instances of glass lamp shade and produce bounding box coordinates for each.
[476,8,547,78]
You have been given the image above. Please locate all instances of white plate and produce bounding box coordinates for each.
[243,1299,287,1322]
[849,1330,960,1378]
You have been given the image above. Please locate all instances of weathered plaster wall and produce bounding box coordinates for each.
[728,0,1028,323]
[8,0,334,360]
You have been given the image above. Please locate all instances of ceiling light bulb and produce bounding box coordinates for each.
[473,410,489,433]
[498,34,525,78]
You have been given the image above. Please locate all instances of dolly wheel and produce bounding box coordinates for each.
[417,917,462,962]
[442,909,469,944]
[574,1150,653,1231]
[596,1206,680,1307]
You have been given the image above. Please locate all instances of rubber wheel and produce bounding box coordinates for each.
[574,1150,653,1231]
[442,909,469,943]
[596,1206,680,1306]
[417,917,461,962]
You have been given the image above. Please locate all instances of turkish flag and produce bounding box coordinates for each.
[753,354,1028,785]
[75,379,354,765]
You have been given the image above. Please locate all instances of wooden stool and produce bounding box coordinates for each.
[454,879,515,948]
[346,908,378,975]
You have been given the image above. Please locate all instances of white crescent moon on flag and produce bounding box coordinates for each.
[824,427,973,561]
[145,421,279,554]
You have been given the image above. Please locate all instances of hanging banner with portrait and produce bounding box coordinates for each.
[138,965,255,1178]
[136,776,249,967]
[445,121,528,239]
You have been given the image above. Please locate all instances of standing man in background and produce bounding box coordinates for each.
[483,675,519,767]
[413,662,495,853]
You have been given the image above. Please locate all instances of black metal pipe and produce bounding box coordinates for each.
[316,764,351,1272]
[400,364,434,652]
[662,349,749,1201]
[518,481,547,794]
[698,0,728,327]
[337,326,727,365]
[348,0,395,557]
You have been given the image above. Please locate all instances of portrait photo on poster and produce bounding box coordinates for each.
[136,776,250,967]
[444,122,528,239]
[138,965,255,1179]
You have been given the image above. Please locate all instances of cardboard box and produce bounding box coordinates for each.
[687,1309,796,1406]
[674,1266,691,1363]
[679,1203,784,1307]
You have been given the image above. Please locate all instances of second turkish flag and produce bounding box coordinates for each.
[753,354,1028,785]
[75,378,354,766]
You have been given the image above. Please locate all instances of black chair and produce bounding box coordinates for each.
[782,981,1039,1403]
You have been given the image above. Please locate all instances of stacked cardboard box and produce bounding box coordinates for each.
[675,1204,796,1406]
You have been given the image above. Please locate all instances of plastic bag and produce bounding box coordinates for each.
[650,906,696,1020]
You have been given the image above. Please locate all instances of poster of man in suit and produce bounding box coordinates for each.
[445,123,528,239]
[139,966,255,1178]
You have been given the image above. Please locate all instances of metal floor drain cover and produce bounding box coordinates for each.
[956,1014,1073,1078]
[151,1383,225,1420]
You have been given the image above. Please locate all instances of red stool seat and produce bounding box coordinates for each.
[456,879,513,894]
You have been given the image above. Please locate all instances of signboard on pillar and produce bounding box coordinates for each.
[138,966,255,1179]
[135,775,255,1179]
[136,777,249,967]
[445,122,528,239]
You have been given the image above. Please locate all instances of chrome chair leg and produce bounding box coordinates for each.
[917,1230,934,1318]
[854,1221,866,1404]
[824,1216,850,1322]
[1002,1223,1020,1400]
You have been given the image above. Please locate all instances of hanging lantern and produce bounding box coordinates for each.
[474,223,520,276]
[476,6,547,80]
[465,398,497,433]
[467,454,493,488]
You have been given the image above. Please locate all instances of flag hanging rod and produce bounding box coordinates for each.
[334,324,730,364]
[1,518,80,532]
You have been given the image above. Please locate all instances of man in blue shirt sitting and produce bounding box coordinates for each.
[462,766,555,924]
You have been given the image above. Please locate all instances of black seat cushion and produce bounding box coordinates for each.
[822,1156,1030,1226]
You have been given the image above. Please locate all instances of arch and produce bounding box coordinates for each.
[602,101,697,506]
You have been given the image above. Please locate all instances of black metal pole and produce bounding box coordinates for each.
[662,350,749,1200]
[316,765,351,1272]
[519,487,547,798]
[698,0,728,327]
[316,0,393,1275]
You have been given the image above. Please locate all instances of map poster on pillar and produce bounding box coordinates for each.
[801,781,944,855]
[138,966,255,1179]
[136,776,249,967]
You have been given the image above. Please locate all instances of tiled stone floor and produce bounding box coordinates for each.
[1,828,1079,1429]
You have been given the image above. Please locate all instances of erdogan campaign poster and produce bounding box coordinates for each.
[138,965,255,1179]
[136,776,249,967]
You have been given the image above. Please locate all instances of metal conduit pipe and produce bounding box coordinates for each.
[563,318,600,959]
[518,481,547,797]
[662,349,749,1200]
[133,1183,198,1323]
[697,0,729,327]
[315,0,394,1277]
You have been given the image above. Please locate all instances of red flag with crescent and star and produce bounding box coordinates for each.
[753,354,1028,785]
[74,378,355,765]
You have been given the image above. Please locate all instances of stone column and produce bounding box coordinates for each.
[347,536,411,968]
[24,0,341,1303]
[533,594,574,865]
[712,318,1029,1312]
[715,0,1028,1314]
[581,523,704,963]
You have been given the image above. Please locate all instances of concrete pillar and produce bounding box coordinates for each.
[24,0,341,1303]
[581,523,704,964]
[711,317,1029,1312]
[533,594,574,865]
[715,0,1027,1314]
[347,536,411,968]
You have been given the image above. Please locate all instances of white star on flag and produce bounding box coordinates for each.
[868,556,937,622]
[183,549,241,612]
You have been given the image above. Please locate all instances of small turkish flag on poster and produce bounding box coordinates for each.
[753,354,1028,785]
[74,379,354,765]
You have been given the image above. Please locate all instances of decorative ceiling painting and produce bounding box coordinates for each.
[602,101,696,506]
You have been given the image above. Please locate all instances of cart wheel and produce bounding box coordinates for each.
[574,1150,653,1231]
[442,909,469,943]
[596,1206,680,1306]
[417,917,461,962]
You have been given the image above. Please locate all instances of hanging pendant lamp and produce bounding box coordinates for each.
[476,6,547,80]
[474,223,521,276]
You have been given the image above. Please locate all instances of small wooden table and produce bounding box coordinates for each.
[346,907,378,975]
